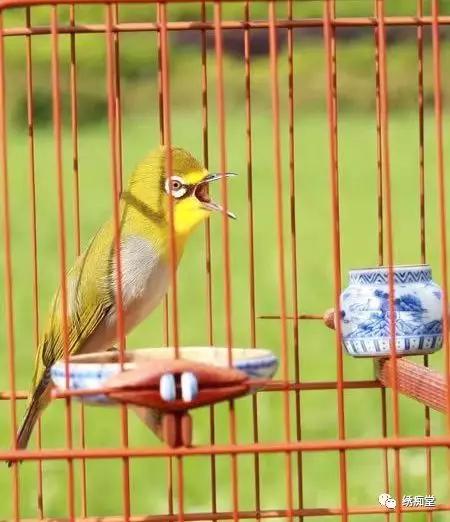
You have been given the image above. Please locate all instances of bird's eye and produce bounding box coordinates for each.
[164,175,187,199]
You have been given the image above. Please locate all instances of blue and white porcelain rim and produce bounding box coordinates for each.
[349,264,432,285]
[50,347,279,384]
[50,355,278,379]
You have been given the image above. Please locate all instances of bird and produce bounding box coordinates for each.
[12,145,236,460]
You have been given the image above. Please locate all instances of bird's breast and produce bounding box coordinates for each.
[109,235,170,332]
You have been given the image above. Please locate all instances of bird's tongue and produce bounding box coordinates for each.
[195,180,236,219]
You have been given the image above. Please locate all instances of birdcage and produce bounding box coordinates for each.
[1,0,450,520]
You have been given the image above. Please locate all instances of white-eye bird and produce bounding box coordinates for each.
[14,146,236,456]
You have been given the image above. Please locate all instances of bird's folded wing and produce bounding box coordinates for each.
[43,298,112,367]
[41,224,116,367]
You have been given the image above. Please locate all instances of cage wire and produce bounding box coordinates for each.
[0,0,450,520]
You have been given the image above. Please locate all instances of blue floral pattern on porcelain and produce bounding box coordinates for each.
[340,265,443,357]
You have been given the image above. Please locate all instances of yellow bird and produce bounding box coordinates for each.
[14,146,236,455]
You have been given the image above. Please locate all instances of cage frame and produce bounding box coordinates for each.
[0,0,449,520]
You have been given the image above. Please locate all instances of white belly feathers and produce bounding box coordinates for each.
[108,235,170,331]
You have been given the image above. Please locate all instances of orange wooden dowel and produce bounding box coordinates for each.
[375,358,447,414]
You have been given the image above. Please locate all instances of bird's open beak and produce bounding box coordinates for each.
[194,172,237,219]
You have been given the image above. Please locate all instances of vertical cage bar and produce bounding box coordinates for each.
[374,5,384,267]
[373,3,390,515]
[323,2,348,520]
[157,4,164,149]
[287,1,303,519]
[268,3,294,521]
[201,0,213,350]
[69,6,81,257]
[207,405,217,517]
[50,5,76,519]
[158,32,171,514]
[213,3,239,521]
[156,5,174,516]
[112,4,123,191]
[0,9,20,522]
[68,5,88,516]
[417,0,426,265]
[158,5,184,522]
[25,6,45,518]
[243,0,262,517]
[213,0,233,359]
[244,0,256,354]
[416,1,432,519]
[431,0,450,485]
[199,0,219,516]
[375,0,402,518]
[157,8,170,349]
[176,456,184,522]
[167,458,174,517]
[162,294,170,345]
[376,0,400,435]
[105,6,131,521]
[159,2,179,355]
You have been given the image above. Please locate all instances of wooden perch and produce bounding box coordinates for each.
[375,358,448,414]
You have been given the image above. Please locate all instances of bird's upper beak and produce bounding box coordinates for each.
[194,172,237,219]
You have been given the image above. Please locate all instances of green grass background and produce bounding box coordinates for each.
[1,1,450,521]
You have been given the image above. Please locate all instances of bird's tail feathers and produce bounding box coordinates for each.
[7,370,51,467]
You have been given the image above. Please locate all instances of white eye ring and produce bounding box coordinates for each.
[164,175,187,199]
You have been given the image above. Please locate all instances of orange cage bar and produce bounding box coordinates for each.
[0,0,450,521]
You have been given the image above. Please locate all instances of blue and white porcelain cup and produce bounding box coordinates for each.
[51,347,279,405]
[340,265,443,357]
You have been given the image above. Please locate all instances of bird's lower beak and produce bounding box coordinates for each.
[195,172,237,219]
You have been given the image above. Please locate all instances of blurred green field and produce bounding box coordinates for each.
[2,0,450,126]
[1,0,450,518]
[0,103,450,520]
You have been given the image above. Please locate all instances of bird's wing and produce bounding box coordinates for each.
[40,223,115,368]
[41,293,112,368]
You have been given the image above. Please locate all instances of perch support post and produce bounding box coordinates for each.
[104,359,253,447]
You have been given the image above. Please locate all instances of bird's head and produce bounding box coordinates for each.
[126,146,236,239]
